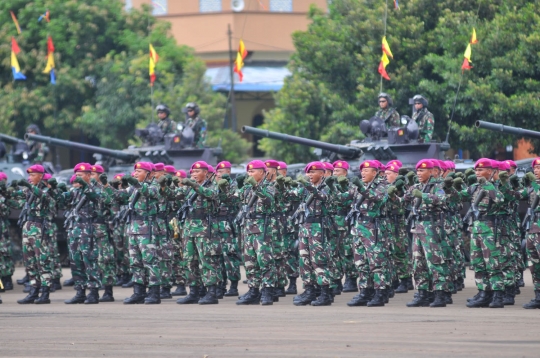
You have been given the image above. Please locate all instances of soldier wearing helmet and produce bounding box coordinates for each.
[183,102,207,148]
[155,104,177,136]
[411,95,435,143]
[375,93,400,129]
[25,124,49,163]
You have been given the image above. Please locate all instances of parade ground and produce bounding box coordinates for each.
[1,267,539,358]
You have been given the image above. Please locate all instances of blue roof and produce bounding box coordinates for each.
[205,66,291,92]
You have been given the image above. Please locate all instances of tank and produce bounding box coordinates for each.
[242,117,449,167]
[475,120,540,140]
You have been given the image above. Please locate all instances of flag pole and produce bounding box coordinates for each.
[380,0,388,92]
[227,24,237,132]
[445,70,464,143]
[151,84,154,123]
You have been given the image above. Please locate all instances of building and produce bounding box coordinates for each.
[128,0,328,155]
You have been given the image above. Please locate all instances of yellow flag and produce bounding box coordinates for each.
[463,44,472,62]
[382,36,393,58]
[470,28,478,44]
[381,52,390,68]
[43,53,55,73]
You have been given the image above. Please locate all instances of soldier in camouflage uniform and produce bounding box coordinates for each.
[458,158,506,308]
[411,95,434,143]
[156,104,177,136]
[25,124,49,164]
[170,169,188,297]
[183,103,207,149]
[171,161,221,305]
[11,165,54,304]
[404,159,450,308]
[0,173,14,292]
[375,93,401,130]
[227,160,276,306]
[41,173,63,292]
[109,173,131,286]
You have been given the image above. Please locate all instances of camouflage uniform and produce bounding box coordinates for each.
[383,185,410,282]
[375,107,401,129]
[412,108,434,143]
[110,200,130,278]
[156,185,175,289]
[93,184,116,288]
[216,181,242,284]
[185,117,208,148]
[497,180,521,291]
[519,180,540,291]
[157,117,177,135]
[44,187,62,282]
[442,180,465,289]
[0,194,14,280]
[271,181,292,290]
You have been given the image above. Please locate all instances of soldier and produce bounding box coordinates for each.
[506,160,517,175]
[42,173,63,292]
[411,95,434,143]
[404,159,450,308]
[458,158,506,308]
[183,102,207,148]
[170,168,188,297]
[25,124,49,164]
[215,161,242,297]
[109,173,131,287]
[156,104,177,135]
[12,165,54,304]
[375,93,401,129]
[173,161,221,305]
[0,173,14,292]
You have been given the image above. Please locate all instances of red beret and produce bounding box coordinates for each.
[208,165,215,173]
[386,160,403,170]
[175,170,187,178]
[532,158,540,168]
[0,172,7,181]
[247,160,266,171]
[70,174,77,184]
[131,171,136,177]
[217,161,231,169]
[434,160,447,170]
[265,160,280,169]
[74,163,92,173]
[113,173,125,180]
[444,160,455,170]
[474,158,494,169]
[154,163,165,171]
[506,160,517,169]
[416,159,434,170]
[91,164,104,173]
[27,164,45,174]
[277,161,287,169]
[134,162,153,172]
[323,162,334,171]
[164,165,175,173]
[43,173,52,181]
[332,160,349,170]
[359,160,380,170]
[498,161,510,171]
[304,161,325,173]
[191,161,209,171]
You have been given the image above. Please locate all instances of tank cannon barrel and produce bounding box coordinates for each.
[242,126,362,158]
[0,133,25,145]
[475,121,540,140]
[25,133,139,162]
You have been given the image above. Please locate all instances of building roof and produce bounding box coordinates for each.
[205,65,291,92]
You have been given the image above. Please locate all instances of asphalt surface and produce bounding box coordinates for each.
[1,267,539,358]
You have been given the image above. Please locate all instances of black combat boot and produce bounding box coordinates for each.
[65,286,87,304]
[63,277,75,287]
[387,287,395,299]
[160,286,172,299]
[236,287,261,305]
[199,286,207,298]
[51,278,61,291]
[122,276,135,288]
[216,283,225,299]
[119,273,131,286]
[347,288,372,307]
[17,274,29,285]
[367,289,386,307]
[395,278,409,294]
[331,280,343,296]
[406,290,431,307]
[503,285,515,306]
[114,275,122,286]
[488,290,504,308]
[144,286,161,304]
[224,280,239,297]
[311,286,332,306]
[17,285,40,304]
[84,288,100,304]
[523,290,540,309]
[294,285,317,306]
[34,286,51,304]
[444,291,453,304]
[407,278,415,290]
[176,286,199,304]
[172,284,188,296]
[314,285,322,298]
[517,270,525,287]
[261,287,274,306]
[285,277,297,295]
[99,286,115,302]
[274,286,286,297]
[466,290,492,308]
[429,290,447,307]
[23,282,31,293]
[2,276,13,290]
[342,276,358,293]
[124,283,146,304]
[199,285,219,305]
[467,290,482,302]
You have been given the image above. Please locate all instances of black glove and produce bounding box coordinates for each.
[509,174,520,188]
[74,177,87,188]
[236,174,246,188]
[124,176,139,187]
[99,173,108,185]
[398,168,409,176]
[351,176,363,189]
[394,179,405,191]
[166,175,173,186]
[47,178,58,189]
[466,174,477,186]
[455,172,465,179]
[172,176,180,186]
[0,181,6,192]
[182,178,197,188]
[464,168,475,177]
[446,172,456,179]
[325,176,336,186]
[478,177,487,185]
[10,180,18,188]
[157,175,168,187]
[499,171,509,185]
[218,179,228,190]
[18,179,31,188]
[443,177,453,189]
[221,173,231,182]
[406,171,416,186]
[453,177,463,190]
[58,182,67,192]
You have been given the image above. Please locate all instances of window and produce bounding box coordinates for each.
[270,0,293,12]
[200,0,222,13]
[125,0,133,11]
[152,0,168,16]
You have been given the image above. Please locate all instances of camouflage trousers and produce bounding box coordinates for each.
[353,221,391,290]
[387,219,411,280]
[526,231,540,290]
[284,231,299,278]
[112,223,130,276]
[158,233,174,287]
[243,219,276,288]
[298,222,332,287]
[470,222,504,291]
[340,230,358,279]
[95,224,116,287]
[217,220,241,283]
[22,221,53,287]
[326,222,343,287]
[69,225,101,289]
[128,234,161,287]
[46,222,62,280]
[412,231,449,292]
[0,228,14,277]
[272,226,289,288]
[440,234,457,292]
[172,236,186,286]
[183,235,222,287]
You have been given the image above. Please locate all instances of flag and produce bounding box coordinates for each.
[10,11,21,34]
[470,28,478,44]
[394,0,399,9]
[149,44,159,86]
[461,58,472,71]
[38,10,50,23]
[378,52,390,80]
[43,36,56,84]
[233,39,248,82]
[382,36,393,58]
[463,43,471,62]
[11,37,26,80]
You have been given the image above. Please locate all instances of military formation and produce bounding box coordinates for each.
[1,153,540,310]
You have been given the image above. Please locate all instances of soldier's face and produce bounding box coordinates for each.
[278,169,287,177]
[134,169,148,182]
[475,167,492,180]
[154,170,165,179]
[414,102,423,110]
[493,170,500,180]
[416,168,431,183]
[248,169,265,183]
[267,168,278,181]
[157,111,167,120]
[534,166,540,178]
[509,167,516,175]
[90,172,100,180]
[216,168,230,181]
[385,170,398,183]
[28,173,43,185]
[333,168,348,177]
[443,169,453,178]
[379,98,388,109]
[361,168,377,183]
[191,169,207,183]
[76,172,91,184]
[324,170,332,177]
[307,170,324,185]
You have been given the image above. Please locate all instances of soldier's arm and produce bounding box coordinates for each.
[139,181,159,199]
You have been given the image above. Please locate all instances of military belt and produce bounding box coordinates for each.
[26,215,45,224]
[131,214,157,221]
[337,209,349,216]
[186,213,207,220]
[416,214,440,222]
[77,217,97,224]
[247,214,266,219]
[93,218,107,224]
[305,216,323,223]
[476,215,496,222]
[356,216,377,223]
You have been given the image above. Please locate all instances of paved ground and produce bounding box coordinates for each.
[1,267,539,357]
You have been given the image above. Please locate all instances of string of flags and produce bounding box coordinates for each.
[149,44,159,86]
[461,28,478,72]
[378,36,393,81]
[233,39,248,82]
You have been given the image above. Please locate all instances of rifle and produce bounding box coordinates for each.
[234,172,270,226]
[64,191,88,229]
[18,182,42,227]
[462,189,486,224]
[522,191,540,231]
[121,174,153,224]
[177,173,215,224]
[290,177,326,225]
[406,179,434,226]
[345,179,372,226]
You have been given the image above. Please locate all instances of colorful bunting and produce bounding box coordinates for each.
[378,37,392,80]
[149,44,159,86]
[38,10,50,22]
[43,36,56,84]
[10,11,21,34]
[233,40,248,82]
[11,37,26,80]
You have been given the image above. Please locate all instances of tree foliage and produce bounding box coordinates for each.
[261,0,540,161]
[0,0,249,163]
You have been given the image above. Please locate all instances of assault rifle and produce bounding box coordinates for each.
[234,172,270,226]
[406,179,434,226]
[462,189,486,224]
[522,192,540,231]
[291,177,326,225]
[345,179,372,226]
[177,173,215,224]
[121,175,153,224]
[18,181,42,227]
